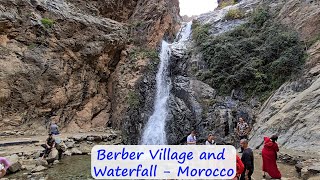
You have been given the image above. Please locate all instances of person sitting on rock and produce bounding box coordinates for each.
[262,135,281,179]
[205,134,216,145]
[41,133,56,159]
[0,157,10,178]
[187,130,197,145]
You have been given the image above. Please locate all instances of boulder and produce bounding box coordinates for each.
[53,160,59,165]
[64,140,75,148]
[79,145,91,154]
[295,159,320,179]
[36,159,48,166]
[64,150,72,156]
[47,149,58,160]
[6,154,22,173]
[87,136,95,141]
[70,148,82,155]
[72,135,86,141]
[31,165,47,173]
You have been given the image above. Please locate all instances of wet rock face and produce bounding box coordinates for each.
[121,55,158,145]
[0,0,180,133]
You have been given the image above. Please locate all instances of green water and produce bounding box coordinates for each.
[45,155,92,180]
[7,155,92,180]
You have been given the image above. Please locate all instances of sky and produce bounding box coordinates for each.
[179,0,218,16]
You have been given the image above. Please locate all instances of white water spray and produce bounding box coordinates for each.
[141,22,192,145]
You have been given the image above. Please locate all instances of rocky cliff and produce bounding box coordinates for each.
[0,0,180,134]
[250,0,320,154]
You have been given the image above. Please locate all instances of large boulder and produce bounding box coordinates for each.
[5,154,22,173]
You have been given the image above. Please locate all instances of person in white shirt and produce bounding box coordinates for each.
[205,134,216,145]
[187,130,197,145]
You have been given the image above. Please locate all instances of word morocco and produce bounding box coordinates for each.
[91,145,236,179]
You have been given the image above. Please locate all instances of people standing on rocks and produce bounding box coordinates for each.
[236,117,250,153]
[262,135,281,179]
[187,130,197,145]
[41,133,56,159]
[0,157,10,178]
[240,139,254,180]
[205,134,216,145]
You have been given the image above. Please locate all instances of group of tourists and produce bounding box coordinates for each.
[186,117,282,180]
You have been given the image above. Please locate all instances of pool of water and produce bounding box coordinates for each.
[7,155,92,180]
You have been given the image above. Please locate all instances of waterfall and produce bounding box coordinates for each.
[141,22,192,145]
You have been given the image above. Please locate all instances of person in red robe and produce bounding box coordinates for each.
[262,135,281,179]
[233,155,244,180]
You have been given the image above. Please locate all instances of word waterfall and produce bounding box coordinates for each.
[91,145,236,179]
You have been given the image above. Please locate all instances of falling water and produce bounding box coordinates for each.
[141,22,192,145]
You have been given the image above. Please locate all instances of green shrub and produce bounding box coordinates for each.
[196,8,305,100]
[219,0,238,8]
[224,9,245,20]
[41,18,54,28]
[127,91,140,108]
[192,20,211,45]
[129,47,159,60]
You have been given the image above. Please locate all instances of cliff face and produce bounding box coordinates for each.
[250,0,320,154]
[0,0,180,134]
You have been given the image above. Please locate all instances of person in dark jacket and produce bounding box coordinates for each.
[262,135,281,179]
[41,133,56,159]
[240,139,254,180]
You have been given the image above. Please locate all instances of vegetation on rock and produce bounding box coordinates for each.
[127,91,140,108]
[193,8,306,100]
[191,20,210,46]
[129,47,159,60]
[219,0,239,8]
[41,18,54,28]
[224,8,245,20]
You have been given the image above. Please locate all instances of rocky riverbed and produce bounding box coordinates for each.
[0,130,122,179]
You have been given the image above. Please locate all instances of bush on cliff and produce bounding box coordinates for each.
[192,20,210,45]
[194,8,306,100]
[224,8,245,20]
[41,18,54,28]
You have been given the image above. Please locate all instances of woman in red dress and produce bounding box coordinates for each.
[262,135,281,179]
